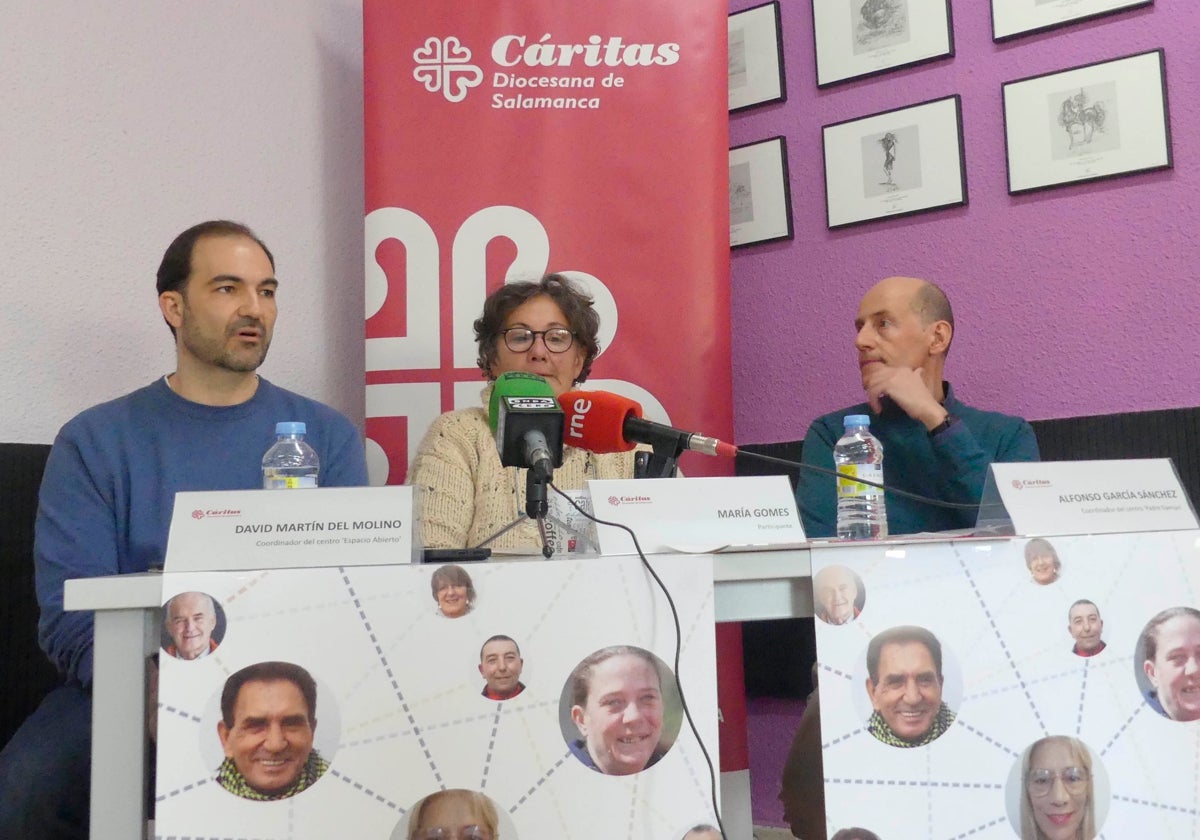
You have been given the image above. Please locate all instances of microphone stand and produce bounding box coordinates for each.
[525,468,553,558]
[633,431,685,479]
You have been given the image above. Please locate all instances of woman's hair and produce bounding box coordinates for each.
[429,564,476,603]
[1018,735,1095,840]
[1023,538,1060,572]
[407,789,498,840]
[473,273,601,384]
[1143,606,1200,662]
[568,645,660,709]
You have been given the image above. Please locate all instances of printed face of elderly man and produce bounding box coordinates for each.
[815,566,859,625]
[164,591,218,660]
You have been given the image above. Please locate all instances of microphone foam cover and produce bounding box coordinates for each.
[488,372,555,433]
[557,390,643,454]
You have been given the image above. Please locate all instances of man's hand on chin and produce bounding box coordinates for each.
[862,365,948,430]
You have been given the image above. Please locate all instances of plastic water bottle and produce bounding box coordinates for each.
[262,422,320,489]
[834,414,887,540]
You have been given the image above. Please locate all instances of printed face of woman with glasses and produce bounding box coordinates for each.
[407,789,498,840]
[487,294,585,396]
[1020,736,1095,840]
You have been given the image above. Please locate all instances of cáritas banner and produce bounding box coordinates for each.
[363,0,731,487]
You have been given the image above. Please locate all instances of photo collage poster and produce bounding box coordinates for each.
[154,555,719,839]
[812,530,1200,839]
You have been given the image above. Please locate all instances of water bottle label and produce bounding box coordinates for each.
[837,463,883,497]
[264,475,319,490]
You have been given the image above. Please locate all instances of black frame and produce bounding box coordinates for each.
[1001,48,1171,195]
[821,93,967,230]
[991,0,1153,43]
[811,0,954,89]
[729,135,795,249]
[728,0,787,113]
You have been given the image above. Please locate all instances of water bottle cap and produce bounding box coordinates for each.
[275,421,307,436]
[843,414,870,428]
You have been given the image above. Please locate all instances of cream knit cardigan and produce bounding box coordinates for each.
[408,391,637,551]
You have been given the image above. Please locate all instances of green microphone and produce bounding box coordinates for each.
[489,371,563,479]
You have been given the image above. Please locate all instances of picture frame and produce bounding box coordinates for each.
[728,1,787,112]
[991,0,1152,42]
[1001,49,1171,195]
[811,0,954,89]
[730,136,794,249]
[822,94,966,230]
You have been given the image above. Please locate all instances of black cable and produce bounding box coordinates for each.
[549,482,729,840]
[735,448,983,511]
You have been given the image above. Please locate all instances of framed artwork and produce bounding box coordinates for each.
[811,0,954,89]
[729,1,787,112]
[822,94,966,230]
[1002,49,1171,194]
[730,136,794,248]
[991,0,1152,42]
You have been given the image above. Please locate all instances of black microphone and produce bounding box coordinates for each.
[489,372,564,481]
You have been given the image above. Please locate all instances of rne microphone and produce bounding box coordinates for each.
[490,371,564,480]
[557,389,737,459]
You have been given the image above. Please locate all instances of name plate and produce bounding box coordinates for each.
[164,486,415,572]
[587,475,806,555]
[985,459,1198,536]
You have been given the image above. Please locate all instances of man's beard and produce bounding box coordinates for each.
[179,315,271,372]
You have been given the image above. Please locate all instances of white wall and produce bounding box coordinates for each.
[0,1,366,443]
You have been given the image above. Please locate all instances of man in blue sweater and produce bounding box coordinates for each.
[782,276,1038,840]
[0,220,368,839]
[796,275,1039,537]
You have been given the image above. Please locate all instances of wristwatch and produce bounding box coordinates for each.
[928,414,959,437]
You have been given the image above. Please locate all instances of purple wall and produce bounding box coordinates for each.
[729,0,1199,445]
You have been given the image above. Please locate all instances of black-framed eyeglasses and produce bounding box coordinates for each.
[1026,767,1089,797]
[499,327,575,353]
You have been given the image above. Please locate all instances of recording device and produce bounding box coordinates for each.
[556,389,737,459]
[489,371,564,481]
[421,547,492,563]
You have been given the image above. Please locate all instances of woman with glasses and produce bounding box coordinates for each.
[405,789,498,840]
[1018,735,1096,840]
[409,273,637,551]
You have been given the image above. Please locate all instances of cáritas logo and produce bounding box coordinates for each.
[412,33,680,106]
[413,37,484,103]
[607,494,652,506]
[191,508,242,520]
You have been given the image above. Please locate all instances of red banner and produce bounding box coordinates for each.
[362,1,745,780]
[363,0,731,486]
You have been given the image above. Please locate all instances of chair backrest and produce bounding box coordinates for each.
[0,442,61,749]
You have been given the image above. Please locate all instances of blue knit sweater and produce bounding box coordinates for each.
[34,377,368,684]
[796,384,1039,538]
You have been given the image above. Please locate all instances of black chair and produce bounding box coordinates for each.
[0,443,62,749]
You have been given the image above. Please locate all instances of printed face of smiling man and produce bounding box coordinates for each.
[165,591,217,659]
[217,678,315,795]
[816,566,859,625]
[1068,601,1104,654]
[571,652,664,775]
[1144,612,1200,722]
[866,640,944,742]
[479,637,524,699]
